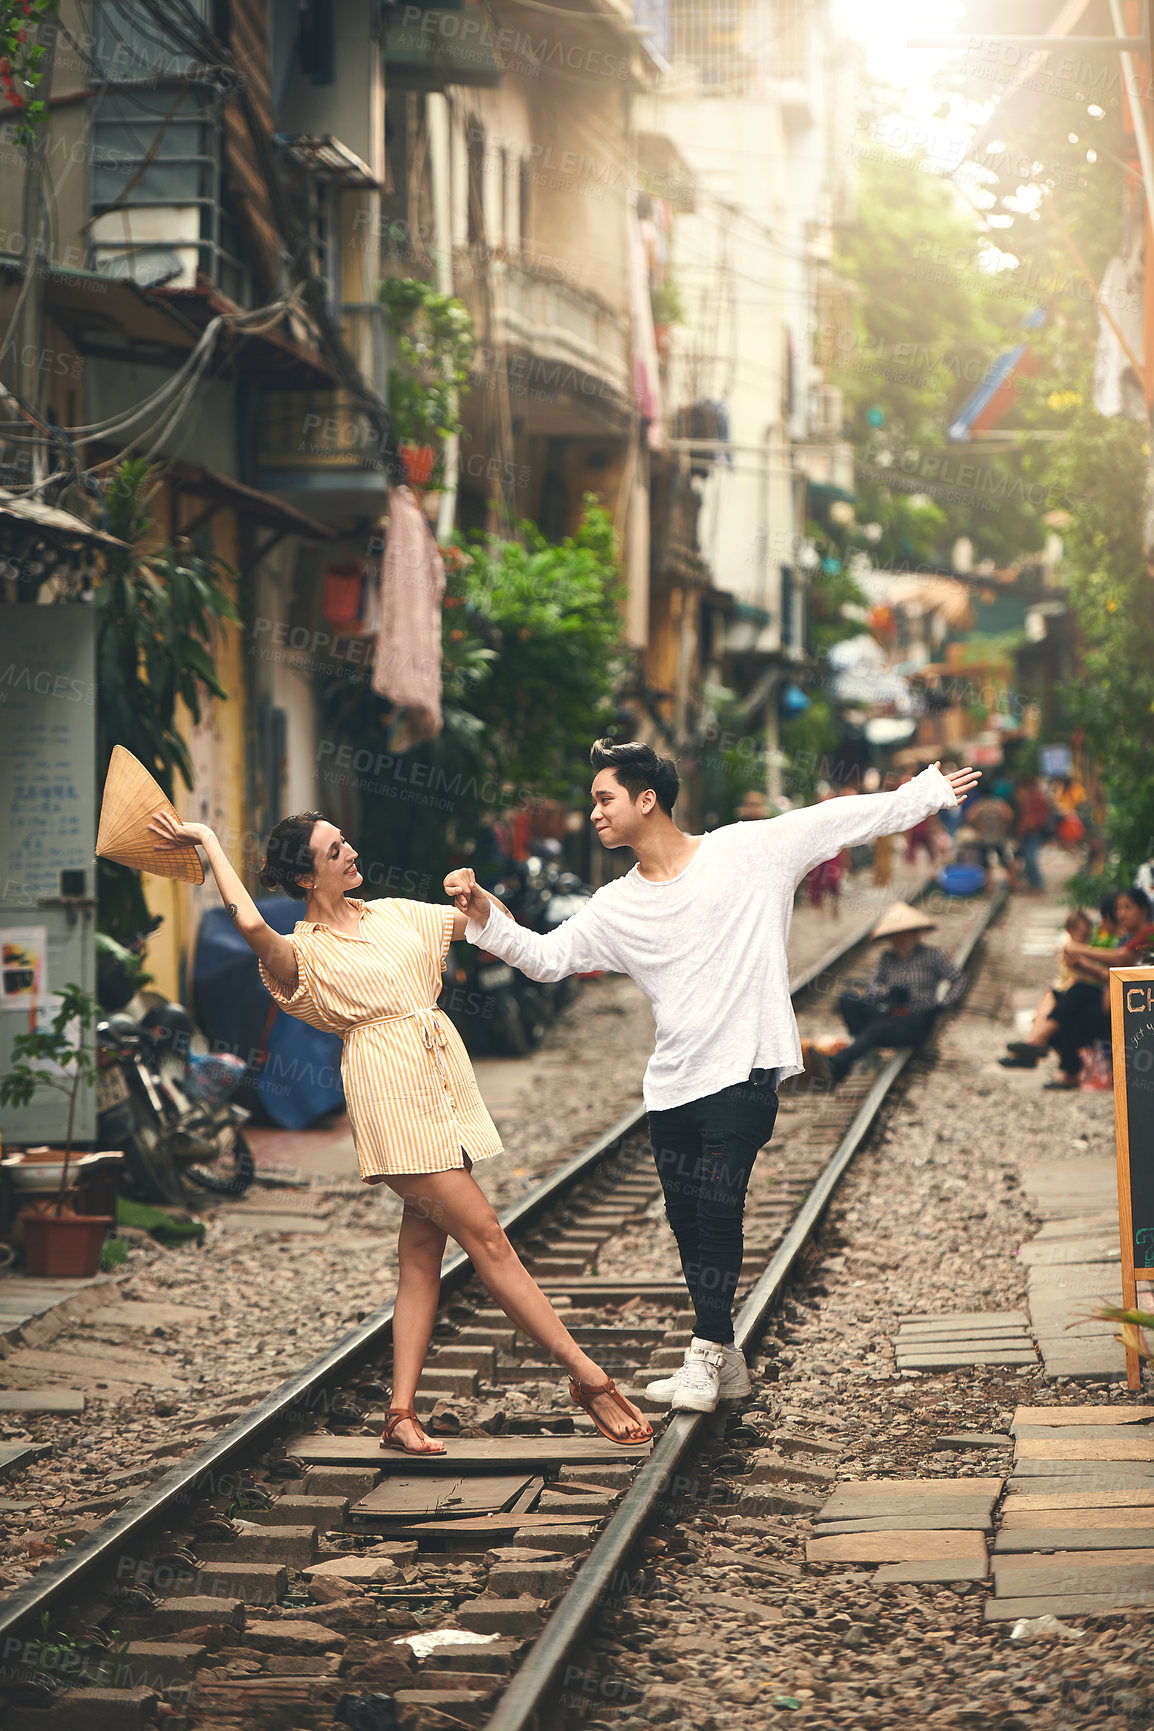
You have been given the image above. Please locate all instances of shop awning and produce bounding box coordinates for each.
[83,452,339,547]
[0,263,335,392]
[384,2,503,89]
[806,479,856,508]
[276,135,380,188]
[163,462,338,543]
[0,488,128,548]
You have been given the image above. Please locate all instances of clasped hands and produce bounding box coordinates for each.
[444,868,491,924]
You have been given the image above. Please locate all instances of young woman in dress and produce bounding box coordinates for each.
[148,808,652,1457]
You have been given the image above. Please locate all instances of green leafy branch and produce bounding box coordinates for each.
[0,984,100,1209]
[378,276,475,453]
[0,1,58,150]
[93,456,240,941]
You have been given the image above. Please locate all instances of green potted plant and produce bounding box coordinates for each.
[0,983,113,1277]
[377,277,475,489]
[650,277,685,361]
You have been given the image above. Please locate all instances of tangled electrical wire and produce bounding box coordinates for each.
[0,0,397,498]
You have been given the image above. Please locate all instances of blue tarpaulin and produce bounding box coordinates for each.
[192,897,345,1130]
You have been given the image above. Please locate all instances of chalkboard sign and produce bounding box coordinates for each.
[1109,968,1154,1389]
[0,605,97,1145]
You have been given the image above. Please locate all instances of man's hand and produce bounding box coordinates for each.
[933,762,981,803]
[444,868,492,925]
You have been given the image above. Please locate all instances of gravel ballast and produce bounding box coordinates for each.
[560,879,1153,1731]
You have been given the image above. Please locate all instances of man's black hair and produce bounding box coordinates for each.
[589,738,679,816]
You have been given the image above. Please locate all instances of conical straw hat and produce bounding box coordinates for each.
[871,900,936,940]
[96,746,204,884]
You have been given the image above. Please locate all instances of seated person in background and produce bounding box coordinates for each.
[999,908,1105,1068]
[966,790,1018,888]
[1039,886,1154,1090]
[811,901,967,1085]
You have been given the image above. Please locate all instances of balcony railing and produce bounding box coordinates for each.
[256,305,391,501]
[459,257,631,419]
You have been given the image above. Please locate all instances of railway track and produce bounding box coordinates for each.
[0,885,1004,1731]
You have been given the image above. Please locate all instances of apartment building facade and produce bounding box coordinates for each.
[0,0,857,995]
[636,0,858,815]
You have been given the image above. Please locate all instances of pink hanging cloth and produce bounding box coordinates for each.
[371,484,446,752]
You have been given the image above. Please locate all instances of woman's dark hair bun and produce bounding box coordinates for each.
[259,811,323,901]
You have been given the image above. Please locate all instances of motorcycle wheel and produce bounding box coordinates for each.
[184,1131,256,1198]
[515,984,548,1051]
[118,1094,188,1208]
[489,993,530,1057]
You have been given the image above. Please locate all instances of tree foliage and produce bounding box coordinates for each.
[1,0,57,149]
[454,501,626,795]
[95,458,240,941]
[832,94,1048,568]
[1039,386,1154,873]
[316,501,626,889]
[378,276,475,453]
[934,51,1154,873]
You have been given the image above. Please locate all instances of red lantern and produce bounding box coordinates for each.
[322,564,364,626]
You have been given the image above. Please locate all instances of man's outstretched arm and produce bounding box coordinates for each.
[765,763,980,886]
[444,869,617,982]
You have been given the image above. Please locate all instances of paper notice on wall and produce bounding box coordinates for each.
[28,994,80,1081]
[0,926,47,1010]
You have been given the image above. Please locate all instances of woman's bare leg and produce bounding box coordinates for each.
[386,1200,450,1454]
[385,1168,651,1442]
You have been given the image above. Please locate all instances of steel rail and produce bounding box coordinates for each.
[0,1101,648,1646]
[484,887,1007,1731]
[0,882,947,1647]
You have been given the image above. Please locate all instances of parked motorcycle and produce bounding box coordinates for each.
[485,860,552,1051]
[439,940,528,1057]
[440,841,595,1057]
[96,992,255,1206]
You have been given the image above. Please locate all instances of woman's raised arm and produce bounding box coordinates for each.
[147,812,299,993]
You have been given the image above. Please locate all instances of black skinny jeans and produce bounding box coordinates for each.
[1048,980,1110,1078]
[647,1077,779,1347]
[828,991,937,1079]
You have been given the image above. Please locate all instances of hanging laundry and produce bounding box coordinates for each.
[371,485,445,752]
[630,210,664,448]
[1092,249,1145,421]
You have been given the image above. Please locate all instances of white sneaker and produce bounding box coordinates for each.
[646,1338,744,1411]
[646,1341,751,1405]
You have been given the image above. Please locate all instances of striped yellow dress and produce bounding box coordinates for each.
[257,897,502,1182]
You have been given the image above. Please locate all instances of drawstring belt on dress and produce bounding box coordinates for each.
[349,1006,451,1088]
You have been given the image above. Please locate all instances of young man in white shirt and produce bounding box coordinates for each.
[446,741,979,1413]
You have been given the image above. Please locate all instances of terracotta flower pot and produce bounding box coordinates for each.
[22,1213,114,1278]
[400,443,436,487]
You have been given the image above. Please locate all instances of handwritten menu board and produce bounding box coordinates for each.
[0,605,97,1144]
[1109,968,1154,1389]
[0,607,96,904]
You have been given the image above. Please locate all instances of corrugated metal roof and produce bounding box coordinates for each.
[276,135,380,187]
[0,490,127,548]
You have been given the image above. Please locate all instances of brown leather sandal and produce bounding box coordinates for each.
[380,1407,447,1456]
[569,1376,653,1446]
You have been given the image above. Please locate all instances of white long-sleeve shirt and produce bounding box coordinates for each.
[465,765,958,1110]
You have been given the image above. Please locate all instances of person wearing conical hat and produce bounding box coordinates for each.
[811,900,968,1086]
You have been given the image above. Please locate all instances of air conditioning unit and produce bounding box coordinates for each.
[812,384,844,436]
